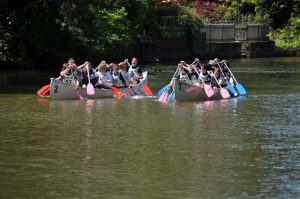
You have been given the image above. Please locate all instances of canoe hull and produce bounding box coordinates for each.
[174,79,223,102]
[50,78,114,100]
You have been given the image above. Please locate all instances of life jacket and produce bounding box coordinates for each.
[128,66,140,78]
[211,74,227,87]
[189,71,199,85]
[200,72,211,83]
[63,69,78,85]
[112,72,123,86]
[179,72,192,84]
[96,71,112,86]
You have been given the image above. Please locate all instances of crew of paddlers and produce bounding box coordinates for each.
[58,57,143,90]
[168,58,233,89]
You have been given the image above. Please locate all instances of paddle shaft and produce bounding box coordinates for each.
[216,60,230,85]
[210,71,224,88]
[87,68,91,84]
[223,62,238,83]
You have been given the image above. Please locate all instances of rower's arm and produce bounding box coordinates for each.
[77,62,87,70]
[60,68,70,77]
[182,65,192,73]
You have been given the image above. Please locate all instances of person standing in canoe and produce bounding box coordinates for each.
[95,61,112,89]
[110,63,126,88]
[60,58,81,89]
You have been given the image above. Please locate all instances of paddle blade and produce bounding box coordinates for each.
[87,83,95,95]
[226,84,238,97]
[236,83,246,95]
[204,84,214,98]
[220,88,230,99]
[157,85,169,97]
[159,90,168,103]
[37,84,50,96]
[111,86,124,98]
[168,91,175,101]
[142,84,153,96]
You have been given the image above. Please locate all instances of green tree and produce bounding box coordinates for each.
[0,0,158,68]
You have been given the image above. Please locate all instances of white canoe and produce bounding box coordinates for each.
[50,71,149,100]
[174,79,224,101]
[50,78,114,100]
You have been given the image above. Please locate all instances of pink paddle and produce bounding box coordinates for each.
[220,88,230,99]
[203,83,214,97]
[87,69,95,95]
[159,90,168,103]
[210,72,230,99]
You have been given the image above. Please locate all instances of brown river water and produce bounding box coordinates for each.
[0,57,300,198]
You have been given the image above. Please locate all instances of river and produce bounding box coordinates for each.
[0,57,300,198]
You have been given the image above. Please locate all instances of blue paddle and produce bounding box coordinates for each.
[157,68,179,97]
[223,62,246,95]
[168,90,175,101]
[216,60,238,97]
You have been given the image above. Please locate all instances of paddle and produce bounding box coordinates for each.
[158,86,169,102]
[142,84,153,96]
[111,86,125,99]
[157,85,169,97]
[215,60,237,97]
[159,89,169,103]
[223,62,247,95]
[159,67,180,102]
[37,84,50,96]
[210,72,230,99]
[157,67,179,102]
[86,68,95,95]
[167,89,175,101]
[127,62,153,96]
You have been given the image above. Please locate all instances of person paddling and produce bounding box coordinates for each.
[127,57,143,84]
[118,62,131,87]
[220,60,232,83]
[110,63,126,88]
[95,61,112,89]
[168,62,192,87]
[60,58,81,89]
[80,62,96,88]
[199,64,212,85]
[210,68,227,89]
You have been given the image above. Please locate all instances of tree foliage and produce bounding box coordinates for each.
[0,0,157,68]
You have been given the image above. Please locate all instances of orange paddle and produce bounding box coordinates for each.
[37,84,50,96]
